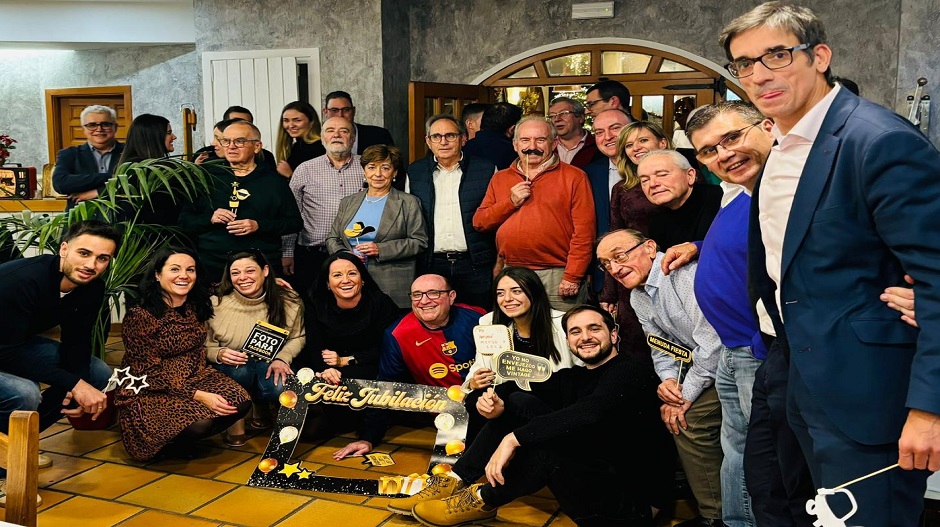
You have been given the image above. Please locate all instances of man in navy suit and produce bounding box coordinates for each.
[722,3,940,524]
[52,105,124,210]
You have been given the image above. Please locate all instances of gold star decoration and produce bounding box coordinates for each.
[279,462,302,477]
[298,469,312,479]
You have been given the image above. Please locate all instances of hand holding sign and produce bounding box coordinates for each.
[494,351,552,390]
[473,325,512,371]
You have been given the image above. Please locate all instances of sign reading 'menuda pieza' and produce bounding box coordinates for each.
[243,320,290,362]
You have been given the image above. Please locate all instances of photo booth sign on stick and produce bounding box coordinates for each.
[242,321,290,362]
[473,324,512,370]
[647,334,693,385]
[494,351,552,390]
[248,369,469,496]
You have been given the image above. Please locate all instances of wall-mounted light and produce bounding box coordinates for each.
[572,1,615,20]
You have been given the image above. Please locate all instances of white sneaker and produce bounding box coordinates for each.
[0,478,42,508]
[38,454,52,469]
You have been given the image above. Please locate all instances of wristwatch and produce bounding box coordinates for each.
[347,356,358,366]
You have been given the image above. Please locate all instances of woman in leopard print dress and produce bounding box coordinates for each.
[116,246,251,461]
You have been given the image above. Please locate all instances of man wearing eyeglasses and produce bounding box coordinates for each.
[332,274,484,460]
[597,228,724,527]
[721,3,940,524]
[52,105,125,210]
[584,80,632,118]
[180,121,302,281]
[548,97,600,169]
[322,91,394,158]
[407,114,497,310]
[666,101,809,527]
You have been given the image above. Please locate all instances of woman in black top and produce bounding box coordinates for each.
[275,101,325,178]
[302,251,401,436]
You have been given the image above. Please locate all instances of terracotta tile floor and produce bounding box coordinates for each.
[4,333,697,527]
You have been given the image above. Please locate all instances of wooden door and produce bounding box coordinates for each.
[408,82,493,162]
[45,86,132,164]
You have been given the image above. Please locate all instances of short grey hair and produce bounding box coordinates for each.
[81,105,117,123]
[638,149,692,171]
[512,115,557,142]
[425,113,466,136]
[548,96,585,117]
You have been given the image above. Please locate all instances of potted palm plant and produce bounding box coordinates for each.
[0,156,216,358]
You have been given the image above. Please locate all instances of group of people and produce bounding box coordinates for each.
[4,1,940,526]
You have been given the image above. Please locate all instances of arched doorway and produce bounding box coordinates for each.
[408,38,744,161]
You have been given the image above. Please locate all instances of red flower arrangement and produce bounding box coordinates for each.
[0,135,15,166]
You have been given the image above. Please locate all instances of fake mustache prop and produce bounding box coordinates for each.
[521,148,544,156]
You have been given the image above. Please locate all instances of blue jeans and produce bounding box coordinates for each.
[212,358,285,402]
[715,345,761,527]
[0,335,112,433]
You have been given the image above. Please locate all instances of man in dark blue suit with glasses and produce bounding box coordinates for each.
[723,3,940,525]
[52,104,124,210]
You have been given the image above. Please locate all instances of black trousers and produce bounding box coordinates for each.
[426,253,493,311]
[744,338,815,526]
[455,391,653,526]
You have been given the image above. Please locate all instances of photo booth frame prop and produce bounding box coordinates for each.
[247,370,469,496]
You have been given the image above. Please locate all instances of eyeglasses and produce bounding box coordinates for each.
[326,106,354,114]
[725,43,814,78]
[409,289,452,301]
[598,241,645,271]
[219,137,260,148]
[584,98,610,110]
[694,122,762,163]
[83,122,116,130]
[427,132,461,143]
[547,110,576,120]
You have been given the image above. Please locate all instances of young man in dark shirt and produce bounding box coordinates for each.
[392,304,672,526]
[0,220,120,432]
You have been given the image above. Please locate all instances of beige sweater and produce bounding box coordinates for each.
[205,291,305,364]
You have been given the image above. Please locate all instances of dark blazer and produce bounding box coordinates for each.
[52,142,125,209]
[326,188,428,308]
[748,88,940,445]
[464,130,517,170]
[583,157,613,293]
[355,123,394,154]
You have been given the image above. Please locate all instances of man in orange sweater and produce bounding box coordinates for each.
[473,115,596,311]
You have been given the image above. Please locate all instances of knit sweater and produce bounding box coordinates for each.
[205,291,305,364]
[473,158,596,283]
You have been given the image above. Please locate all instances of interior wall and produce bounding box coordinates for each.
[381,0,413,160]
[897,0,940,145]
[194,0,386,138]
[0,45,198,172]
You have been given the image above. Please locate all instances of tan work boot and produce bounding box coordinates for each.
[387,474,464,516]
[412,483,497,526]
[0,478,42,508]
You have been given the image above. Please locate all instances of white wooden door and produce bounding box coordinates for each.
[201,48,321,154]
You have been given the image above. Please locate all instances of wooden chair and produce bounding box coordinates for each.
[0,411,38,527]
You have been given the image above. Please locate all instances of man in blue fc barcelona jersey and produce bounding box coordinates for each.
[333,274,484,459]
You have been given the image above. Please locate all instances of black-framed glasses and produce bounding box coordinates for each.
[694,122,762,163]
[598,241,645,271]
[219,137,260,148]
[409,289,452,301]
[584,97,610,110]
[83,122,116,130]
[326,106,354,114]
[427,132,461,143]
[547,110,576,120]
[725,43,814,78]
